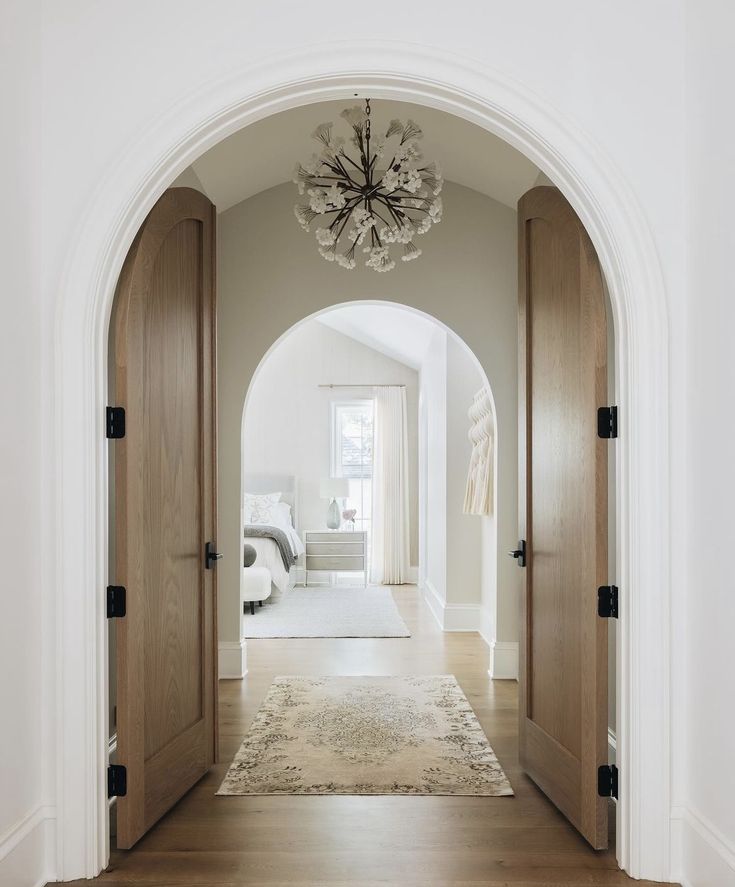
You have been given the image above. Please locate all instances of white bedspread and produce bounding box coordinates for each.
[243,526,304,592]
[281,524,305,558]
[244,539,290,591]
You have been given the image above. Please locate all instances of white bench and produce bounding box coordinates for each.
[242,566,272,615]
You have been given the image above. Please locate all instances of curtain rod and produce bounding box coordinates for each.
[318,383,406,389]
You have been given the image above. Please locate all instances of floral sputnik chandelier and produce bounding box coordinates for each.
[293,100,443,272]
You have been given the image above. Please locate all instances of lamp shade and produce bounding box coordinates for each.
[320,477,350,499]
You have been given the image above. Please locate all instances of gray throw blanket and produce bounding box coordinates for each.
[243,524,297,571]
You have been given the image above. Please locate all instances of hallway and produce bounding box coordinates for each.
[62,587,673,886]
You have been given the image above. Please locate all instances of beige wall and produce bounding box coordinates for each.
[446,335,486,605]
[419,328,447,603]
[242,318,419,564]
[217,180,520,646]
[420,329,489,613]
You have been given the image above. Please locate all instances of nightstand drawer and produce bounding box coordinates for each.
[306,531,366,543]
[306,555,365,572]
[307,542,364,556]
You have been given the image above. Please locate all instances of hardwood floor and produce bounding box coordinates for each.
[63,586,676,886]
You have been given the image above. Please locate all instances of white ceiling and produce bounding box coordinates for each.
[180,99,539,212]
[317,304,438,370]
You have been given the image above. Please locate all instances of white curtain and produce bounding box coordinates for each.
[463,387,494,515]
[371,386,411,585]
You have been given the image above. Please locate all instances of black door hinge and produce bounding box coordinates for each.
[106,406,126,439]
[597,585,619,619]
[597,405,618,439]
[106,585,126,618]
[108,764,127,798]
[597,764,618,799]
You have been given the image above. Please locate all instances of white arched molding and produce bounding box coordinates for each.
[52,43,671,881]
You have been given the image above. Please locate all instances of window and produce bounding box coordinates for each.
[331,400,374,478]
[331,400,373,537]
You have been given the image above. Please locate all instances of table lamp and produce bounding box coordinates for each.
[320,477,350,529]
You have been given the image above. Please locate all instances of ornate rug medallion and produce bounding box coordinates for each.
[217,675,513,796]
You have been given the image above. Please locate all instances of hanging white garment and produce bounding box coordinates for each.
[463,388,494,515]
[371,386,411,585]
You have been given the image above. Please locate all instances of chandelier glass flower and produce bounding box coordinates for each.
[293,100,443,272]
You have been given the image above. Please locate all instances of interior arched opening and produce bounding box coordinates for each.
[85,73,668,884]
[238,300,499,645]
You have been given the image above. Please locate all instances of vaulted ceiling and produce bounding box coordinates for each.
[177,99,540,213]
[317,304,438,370]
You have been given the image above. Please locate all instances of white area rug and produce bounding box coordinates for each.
[217,675,513,796]
[242,587,410,638]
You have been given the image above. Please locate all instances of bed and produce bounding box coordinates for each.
[242,474,304,592]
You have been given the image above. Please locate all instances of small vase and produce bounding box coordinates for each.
[326,498,341,530]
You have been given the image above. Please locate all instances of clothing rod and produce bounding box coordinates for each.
[318,383,406,389]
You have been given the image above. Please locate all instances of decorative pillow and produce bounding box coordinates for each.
[246,501,292,529]
[243,492,281,524]
[268,502,293,530]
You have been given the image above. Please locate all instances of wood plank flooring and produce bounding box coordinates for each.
[60,586,676,886]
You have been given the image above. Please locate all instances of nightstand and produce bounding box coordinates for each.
[304,530,368,586]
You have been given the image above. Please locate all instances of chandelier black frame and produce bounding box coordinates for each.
[293,99,443,272]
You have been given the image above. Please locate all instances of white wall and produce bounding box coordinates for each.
[445,336,487,610]
[241,319,419,563]
[217,181,520,651]
[5,2,727,883]
[0,2,54,885]
[678,3,735,884]
[420,329,447,613]
[419,330,496,635]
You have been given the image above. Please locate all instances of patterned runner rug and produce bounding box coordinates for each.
[217,675,513,796]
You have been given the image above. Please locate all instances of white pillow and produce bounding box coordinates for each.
[269,502,293,530]
[245,500,292,529]
[243,492,281,524]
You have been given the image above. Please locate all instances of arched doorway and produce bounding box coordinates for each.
[238,301,499,644]
[54,52,670,881]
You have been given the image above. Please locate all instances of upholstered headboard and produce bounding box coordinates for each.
[243,474,298,529]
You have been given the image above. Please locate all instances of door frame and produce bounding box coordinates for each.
[52,44,672,882]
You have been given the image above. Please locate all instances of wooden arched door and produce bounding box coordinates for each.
[517,186,611,849]
[111,188,218,849]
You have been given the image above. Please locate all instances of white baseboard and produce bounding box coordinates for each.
[0,805,55,887]
[422,586,515,678]
[488,641,518,680]
[478,606,494,646]
[421,579,445,629]
[218,640,247,679]
[420,581,482,631]
[672,805,735,886]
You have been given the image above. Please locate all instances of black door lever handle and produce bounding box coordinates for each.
[508,540,526,567]
[205,541,223,569]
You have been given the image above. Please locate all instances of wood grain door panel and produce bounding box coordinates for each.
[113,188,218,849]
[517,186,608,849]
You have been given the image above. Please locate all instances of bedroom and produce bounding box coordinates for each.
[237,302,493,640]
